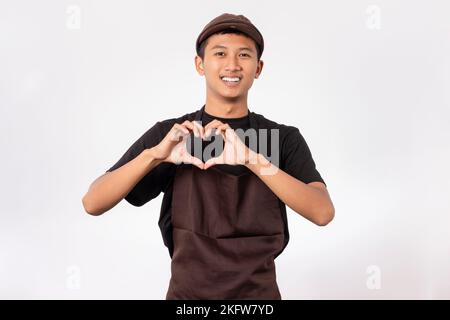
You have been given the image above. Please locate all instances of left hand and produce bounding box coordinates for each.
[203,120,256,170]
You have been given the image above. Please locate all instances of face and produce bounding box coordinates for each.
[195,33,264,101]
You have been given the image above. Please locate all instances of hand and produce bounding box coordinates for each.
[203,120,256,170]
[152,120,205,170]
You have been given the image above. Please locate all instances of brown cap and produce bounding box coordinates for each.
[196,13,264,59]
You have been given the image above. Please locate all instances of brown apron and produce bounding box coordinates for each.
[166,164,285,300]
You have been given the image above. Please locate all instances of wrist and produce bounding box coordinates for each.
[245,151,274,174]
[142,148,164,168]
[245,150,262,169]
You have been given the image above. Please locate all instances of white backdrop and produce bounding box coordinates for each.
[1,0,449,299]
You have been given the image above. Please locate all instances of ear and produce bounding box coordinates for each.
[195,55,205,76]
[255,60,264,79]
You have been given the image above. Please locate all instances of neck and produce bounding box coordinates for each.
[204,93,249,118]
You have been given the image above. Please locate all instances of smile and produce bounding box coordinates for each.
[220,76,242,87]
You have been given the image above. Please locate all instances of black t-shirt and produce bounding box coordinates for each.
[107,105,325,257]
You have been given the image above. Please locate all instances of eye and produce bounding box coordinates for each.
[214,52,225,56]
[240,53,251,57]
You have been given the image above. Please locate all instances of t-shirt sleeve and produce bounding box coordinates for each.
[281,127,326,186]
[106,121,174,206]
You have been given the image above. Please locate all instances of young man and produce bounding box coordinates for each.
[82,13,334,300]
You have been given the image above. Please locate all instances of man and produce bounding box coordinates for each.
[82,13,334,300]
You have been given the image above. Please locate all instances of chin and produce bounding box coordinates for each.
[220,93,243,101]
[208,84,247,101]
[220,88,247,99]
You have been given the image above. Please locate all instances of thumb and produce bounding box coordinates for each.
[184,153,205,170]
[204,155,223,170]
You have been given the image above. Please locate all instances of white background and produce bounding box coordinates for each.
[1,0,449,299]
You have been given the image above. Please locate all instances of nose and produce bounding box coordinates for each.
[224,55,242,72]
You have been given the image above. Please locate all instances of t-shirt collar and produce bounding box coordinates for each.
[194,104,258,129]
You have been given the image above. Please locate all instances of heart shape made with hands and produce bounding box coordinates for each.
[187,131,223,162]
[172,121,254,170]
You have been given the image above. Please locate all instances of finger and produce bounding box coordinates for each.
[181,121,199,137]
[196,122,205,139]
[217,123,231,134]
[203,158,216,170]
[204,120,224,133]
[174,123,189,135]
[192,121,204,138]
[204,127,213,139]
[204,155,224,170]
[212,125,231,141]
[185,154,205,170]
[171,127,189,142]
[181,120,194,130]
[214,128,225,141]
[205,124,226,139]
[192,123,200,138]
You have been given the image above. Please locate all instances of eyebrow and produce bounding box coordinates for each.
[210,45,255,53]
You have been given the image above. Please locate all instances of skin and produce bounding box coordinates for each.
[82,33,335,226]
[195,33,263,119]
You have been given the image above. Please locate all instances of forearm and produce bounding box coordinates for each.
[245,153,334,226]
[82,148,162,216]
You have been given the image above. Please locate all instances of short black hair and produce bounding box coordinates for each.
[197,28,262,61]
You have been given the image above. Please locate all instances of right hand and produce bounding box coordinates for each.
[151,120,205,170]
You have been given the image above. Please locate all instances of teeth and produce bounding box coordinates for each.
[221,77,240,82]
